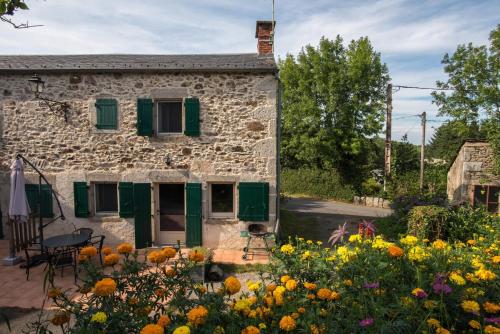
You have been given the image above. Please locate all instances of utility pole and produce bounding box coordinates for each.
[419,111,426,191]
[384,83,392,191]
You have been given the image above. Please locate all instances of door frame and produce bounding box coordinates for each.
[153,182,186,246]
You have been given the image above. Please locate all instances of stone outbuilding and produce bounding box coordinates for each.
[0,21,280,249]
[447,140,499,213]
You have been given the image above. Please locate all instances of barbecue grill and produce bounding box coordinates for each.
[241,223,273,260]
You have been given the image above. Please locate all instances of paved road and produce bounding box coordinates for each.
[281,197,392,242]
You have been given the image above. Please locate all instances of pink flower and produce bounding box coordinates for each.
[360,318,374,327]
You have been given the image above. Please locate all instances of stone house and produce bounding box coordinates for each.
[0,21,279,249]
[447,140,499,213]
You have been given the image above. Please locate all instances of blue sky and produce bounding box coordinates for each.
[1,0,498,143]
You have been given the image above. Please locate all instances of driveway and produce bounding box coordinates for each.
[280,197,392,243]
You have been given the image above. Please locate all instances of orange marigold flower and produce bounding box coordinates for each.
[280,275,291,283]
[484,301,500,314]
[187,305,208,326]
[310,324,320,334]
[304,282,317,290]
[330,291,341,300]
[484,325,500,334]
[279,316,297,331]
[298,307,306,314]
[164,267,176,277]
[157,315,171,327]
[103,253,120,266]
[140,324,164,334]
[317,288,332,300]
[285,279,297,291]
[388,245,404,257]
[94,278,117,296]
[78,254,88,263]
[47,288,62,299]
[117,243,133,254]
[162,247,177,259]
[306,293,316,300]
[291,312,300,319]
[188,250,204,263]
[266,284,277,292]
[148,250,167,264]
[102,246,113,256]
[80,246,98,257]
[51,312,70,326]
[241,326,260,334]
[224,276,241,295]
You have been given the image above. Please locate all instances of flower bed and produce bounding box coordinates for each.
[32,230,499,333]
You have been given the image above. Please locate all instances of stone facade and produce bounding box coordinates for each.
[447,141,499,208]
[0,70,279,248]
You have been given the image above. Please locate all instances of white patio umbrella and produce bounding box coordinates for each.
[9,158,30,222]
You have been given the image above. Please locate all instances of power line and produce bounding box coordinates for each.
[393,85,454,91]
[392,114,421,120]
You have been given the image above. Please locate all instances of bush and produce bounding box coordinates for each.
[280,168,355,201]
[407,205,448,240]
[361,177,383,196]
[391,192,447,220]
[30,234,500,333]
[444,205,497,242]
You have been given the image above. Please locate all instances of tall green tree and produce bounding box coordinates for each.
[392,134,419,176]
[432,25,500,173]
[280,36,390,183]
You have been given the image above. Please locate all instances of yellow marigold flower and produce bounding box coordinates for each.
[80,246,98,257]
[472,258,485,269]
[432,239,448,250]
[449,271,466,285]
[224,276,241,295]
[310,324,320,334]
[349,234,362,243]
[274,293,284,305]
[330,291,340,300]
[285,279,297,291]
[427,318,440,329]
[280,275,291,283]
[485,325,500,334]
[258,323,266,330]
[371,236,391,249]
[484,301,500,313]
[316,241,323,245]
[344,279,353,286]
[104,253,120,266]
[304,282,317,290]
[469,320,481,329]
[247,280,261,292]
[411,288,425,297]
[306,240,313,244]
[401,296,415,307]
[317,288,332,300]
[157,315,171,327]
[461,300,480,313]
[90,312,107,323]
[187,305,208,326]
[436,328,451,334]
[467,239,476,246]
[47,288,62,299]
[400,235,418,246]
[475,269,496,281]
[301,250,312,260]
[388,245,404,257]
[102,246,113,255]
[173,326,190,334]
[147,250,167,264]
[117,243,133,254]
[280,244,295,255]
[234,298,252,311]
[279,316,297,331]
[162,247,177,259]
[275,285,286,295]
[466,272,480,283]
[94,278,116,296]
[140,324,164,334]
[241,326,260,334]
[188,250,204,263]
[408,246,429,262]
[51,312,70,326]
[492,256,500,264]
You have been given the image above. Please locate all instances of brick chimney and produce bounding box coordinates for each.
[255,21,275,55]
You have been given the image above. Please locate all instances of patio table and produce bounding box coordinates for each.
[43,233,89,249]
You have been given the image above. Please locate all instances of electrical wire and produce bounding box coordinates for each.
[393,85,454,91]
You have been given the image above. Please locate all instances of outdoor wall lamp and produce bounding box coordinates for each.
[28,74,70,122]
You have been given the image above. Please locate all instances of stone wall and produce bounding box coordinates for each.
[0,71,278,248]
[447,142,499,204]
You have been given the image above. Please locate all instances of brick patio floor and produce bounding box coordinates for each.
[0,240,268,310]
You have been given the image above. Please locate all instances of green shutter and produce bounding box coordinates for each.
[74,182,89,218]
[238,182,269,221]
[95,99,118,129]
[119,182,134,218]
[184,97,200,136]
[137,98,153,136]
[25,184,53,218]
[186,183,202,247]
[134,183,151,248]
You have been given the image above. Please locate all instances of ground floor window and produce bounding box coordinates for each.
[95,183,118,213]
[210,183,234,218]
[473,185,499,213]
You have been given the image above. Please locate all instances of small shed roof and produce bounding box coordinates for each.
[0,53,277,74]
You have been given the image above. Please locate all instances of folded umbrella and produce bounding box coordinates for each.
[9,158,30,223]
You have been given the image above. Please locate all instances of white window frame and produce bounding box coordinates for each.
[94,182,119,215]
[209,182,236,219]
[155,99,184,135]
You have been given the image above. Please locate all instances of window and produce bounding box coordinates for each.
[95,99,118,130]
[210,183,234,218]
[95,183,118,213]
[473,185,499,213]
[157,101,182,134]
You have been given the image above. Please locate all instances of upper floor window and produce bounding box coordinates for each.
[95,99,118,130]
[157,101,182,134]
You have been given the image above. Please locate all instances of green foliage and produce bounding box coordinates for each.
[432,25,500,173]
[280,168,355,201]
[361,177,382,196]
[374,215,406,240]
[387,164,448,201]
[392,135,420,176]
[407,205,448,240]
[444,205,498,242]
[279,36,390,183]
[0,0,28,15]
